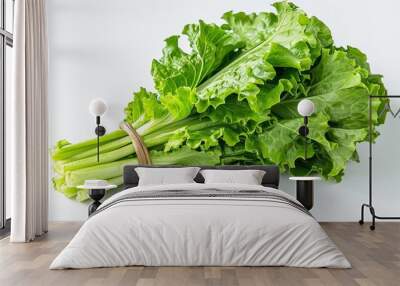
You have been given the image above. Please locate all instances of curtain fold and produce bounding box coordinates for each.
[10,0,48,242]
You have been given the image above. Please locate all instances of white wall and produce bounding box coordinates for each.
[47,0,400,221]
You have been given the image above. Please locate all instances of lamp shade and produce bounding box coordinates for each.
[89,98,108,117]
[297,99,315,117]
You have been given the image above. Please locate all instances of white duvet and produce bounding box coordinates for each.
[50,183,350,269]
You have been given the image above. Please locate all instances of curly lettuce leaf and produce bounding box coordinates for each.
[151,20,242,96]
[125,87,197,135]
[222,2,332,63]
[124,87,167,128]
[195,2,330,114]
[266,48,386,179]
[272,48,386,128]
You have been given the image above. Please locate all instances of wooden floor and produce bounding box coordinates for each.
[0,222,399,286]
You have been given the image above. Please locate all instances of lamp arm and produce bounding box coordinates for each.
[304,116,308,160]
[298,116,309,160]
[304,133,307,160]
[96,117,100,162]
[94,116,107,162]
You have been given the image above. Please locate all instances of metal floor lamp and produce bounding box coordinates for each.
[359,95,400,230]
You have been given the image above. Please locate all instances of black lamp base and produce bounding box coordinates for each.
[88,189,105,216]
[296,180,314,210]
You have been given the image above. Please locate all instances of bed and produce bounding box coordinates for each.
[50,165,350,269]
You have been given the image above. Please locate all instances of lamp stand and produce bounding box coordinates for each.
[298,116,309,160]
[94,116,106,162]
[88,189,105,216]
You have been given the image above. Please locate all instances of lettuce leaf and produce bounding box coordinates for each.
[268,48,386,179]
[151,20,242,96]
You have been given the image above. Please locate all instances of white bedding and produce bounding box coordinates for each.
[50,183,350,269]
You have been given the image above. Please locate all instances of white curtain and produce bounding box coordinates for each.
[9,0,48,242]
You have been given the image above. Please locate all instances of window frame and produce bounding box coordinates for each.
[0,0,13,234]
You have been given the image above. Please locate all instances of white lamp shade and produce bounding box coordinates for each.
[89,98,108,117]
[297,99,315,117]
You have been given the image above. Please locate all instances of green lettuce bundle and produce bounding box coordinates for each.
[52,2,387,201]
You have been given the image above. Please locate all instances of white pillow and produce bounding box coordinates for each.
[135,167,200,186]
[200,169,266,185]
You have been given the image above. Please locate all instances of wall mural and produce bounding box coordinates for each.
[51,1,388,202]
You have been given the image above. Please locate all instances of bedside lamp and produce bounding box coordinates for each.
[290,98,318,211]
[89,98,108,162]
[297,99,315,160]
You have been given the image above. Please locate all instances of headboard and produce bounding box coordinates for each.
[123,165,280,189]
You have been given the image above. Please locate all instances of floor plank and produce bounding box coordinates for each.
[0,222,399,286]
